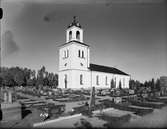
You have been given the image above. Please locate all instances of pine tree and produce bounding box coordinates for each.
[119,80,122,89]
[110,79,115,89]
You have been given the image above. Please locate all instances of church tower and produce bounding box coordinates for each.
[58,17,91,89]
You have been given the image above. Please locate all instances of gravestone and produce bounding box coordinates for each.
[89,87,95,111]
[0,89,21,122]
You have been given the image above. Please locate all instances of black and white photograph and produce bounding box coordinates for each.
[0,0,167,128]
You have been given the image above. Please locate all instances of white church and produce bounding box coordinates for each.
[58,17,130,89]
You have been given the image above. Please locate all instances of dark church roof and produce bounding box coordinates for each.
[68,40,89,46]
[89,64,129,76]
[59,40,89,47]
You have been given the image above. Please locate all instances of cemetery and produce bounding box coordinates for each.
[1,84,167,128]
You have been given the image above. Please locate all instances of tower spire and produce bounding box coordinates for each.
[68,16,81,28]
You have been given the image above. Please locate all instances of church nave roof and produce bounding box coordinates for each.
[89,63,129,76]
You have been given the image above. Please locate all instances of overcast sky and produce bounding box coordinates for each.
[1,0,167,82]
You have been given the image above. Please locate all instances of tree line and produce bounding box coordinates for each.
[0,66,58,88]
[0,65,162,92]
[129,78,161,92]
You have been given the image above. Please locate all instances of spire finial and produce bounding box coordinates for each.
[68,16,81,28]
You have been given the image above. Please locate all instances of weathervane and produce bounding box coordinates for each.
[73,16,77,24]
[68,16,81,28]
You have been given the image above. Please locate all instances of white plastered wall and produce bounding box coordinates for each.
[91,71,130,89]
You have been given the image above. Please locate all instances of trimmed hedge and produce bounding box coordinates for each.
[130,100,165,109]
[101,99,153,116]
[97,114,131,128]
[145,98,167,104]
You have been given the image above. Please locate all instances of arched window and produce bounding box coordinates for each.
[76,31,80,40]
[64,51,66,58]
[105,76,108,85]
[80,74,83,85]
[82,51,84,58]
[111,79,115,88]
[69,31,72,40]
[123,78,125,87]
[114,77,116,87]
[96,75,99,85]
[67,50,69,57]
[78,50,81,57]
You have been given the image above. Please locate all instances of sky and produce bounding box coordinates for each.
[1,0,167,82]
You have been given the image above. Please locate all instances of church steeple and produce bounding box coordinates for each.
[66,16,83,43]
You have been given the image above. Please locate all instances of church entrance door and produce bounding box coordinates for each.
[64,75,67,88]
[65,79,67,88]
